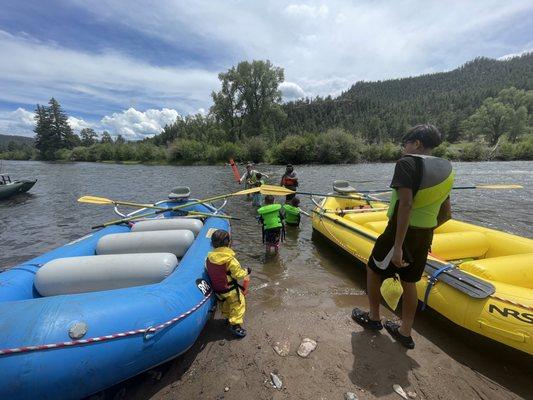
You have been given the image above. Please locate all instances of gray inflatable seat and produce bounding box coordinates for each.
[168,186,191,201]
[96,230,194,257]
[35,253,178,296]
[333,180,358,194]
[132,218,203,236]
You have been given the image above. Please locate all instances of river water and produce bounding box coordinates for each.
[1,159,531,307]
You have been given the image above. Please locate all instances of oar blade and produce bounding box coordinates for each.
[475,184,523,189]
[78,196,114,205]
[259,184,293,196]
[232,187,261,196]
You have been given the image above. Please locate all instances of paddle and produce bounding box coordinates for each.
[79,195,240,224]
[79,196,168,210]
[258,184,373,201]
[91,187,259,229]
[326,207,389,215]
[356,184,524,194]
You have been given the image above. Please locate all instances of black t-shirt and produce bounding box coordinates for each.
[390,156,422,195]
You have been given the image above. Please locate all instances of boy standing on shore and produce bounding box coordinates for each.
[352,124,453,349]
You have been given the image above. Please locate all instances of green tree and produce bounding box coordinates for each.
[80,128,98,146]
[101,131,113,144]
[463,98,513,145]
[34,98,78,159]
[211,60,285,141]
[115,134,126,144]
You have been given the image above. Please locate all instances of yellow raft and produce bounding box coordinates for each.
[311,185,533,355]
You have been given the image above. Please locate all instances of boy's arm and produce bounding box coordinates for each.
[436,196,452,227]
[228,257,249,280]
[392,187,413,268]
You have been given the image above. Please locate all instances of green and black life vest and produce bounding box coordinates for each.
[257,204,283,229]
[387,155,454,228]
[283,204,300,225]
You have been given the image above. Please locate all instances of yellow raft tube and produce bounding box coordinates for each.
[311,187,533,355]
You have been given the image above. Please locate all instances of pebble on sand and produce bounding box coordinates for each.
[345,392,358,400]
[297,338,317,358]
[393,384,408,399]
[273,339,290,357]
[270,373,283,390]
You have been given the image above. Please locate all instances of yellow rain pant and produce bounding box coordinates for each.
[219,289,246,325]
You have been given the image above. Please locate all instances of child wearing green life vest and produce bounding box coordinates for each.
[282,197,301,227]
[257,195,285,252]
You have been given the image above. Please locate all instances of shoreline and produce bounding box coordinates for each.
[95,280,532,400]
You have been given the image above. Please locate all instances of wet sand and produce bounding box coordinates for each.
[96,238,532,400]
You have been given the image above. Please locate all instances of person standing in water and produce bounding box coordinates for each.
[280,164,299,201]
[257,195,285,252]
[352,124,453,349]
[240,163,269,199]
[283,197,302,227]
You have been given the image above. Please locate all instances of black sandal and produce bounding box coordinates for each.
[351,308,383,330]
[384,320,415,349]
[229,324,247,338]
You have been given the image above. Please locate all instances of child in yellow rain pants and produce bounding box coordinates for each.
[206,229,251,338]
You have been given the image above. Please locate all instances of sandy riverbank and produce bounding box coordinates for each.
[95,286,531,400]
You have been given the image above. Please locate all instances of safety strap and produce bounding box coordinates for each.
[422,264,454,311]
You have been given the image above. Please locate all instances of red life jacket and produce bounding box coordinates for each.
[281,175,298,187]
[205,259,237,294]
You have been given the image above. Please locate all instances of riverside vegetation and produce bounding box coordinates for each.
[1,54,532,164]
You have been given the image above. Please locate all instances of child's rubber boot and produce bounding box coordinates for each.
[229,324,247,338]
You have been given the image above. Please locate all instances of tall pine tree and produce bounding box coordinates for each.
[34,98,78,159]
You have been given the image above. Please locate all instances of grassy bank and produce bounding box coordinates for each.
[2,133,532,165]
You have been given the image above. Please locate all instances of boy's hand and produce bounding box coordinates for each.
[392,247,409,268]
[242,276,250,296]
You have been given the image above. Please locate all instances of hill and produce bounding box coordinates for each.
[0,134,34,150]
[280,53,533,142]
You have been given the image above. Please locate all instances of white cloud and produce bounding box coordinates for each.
[0,29,219,115]
[0,108,35,137]
[284,4,329,18]
[68,116,94,133]
[498,49,531,60]
[280,81,306,100]
[0,0,531,124]
[67,0,531,99]
[101,108,180,139]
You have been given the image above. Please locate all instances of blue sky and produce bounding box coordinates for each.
[0,0,531,139]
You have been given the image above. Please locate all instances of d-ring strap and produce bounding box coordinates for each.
[422,265,453,311]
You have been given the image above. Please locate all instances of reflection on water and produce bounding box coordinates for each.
[1,160,532,303]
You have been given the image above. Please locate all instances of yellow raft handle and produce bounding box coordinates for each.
[478,320,529,343]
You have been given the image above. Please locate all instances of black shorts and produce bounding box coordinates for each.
[367,223,433,283]
[264,227,282,244]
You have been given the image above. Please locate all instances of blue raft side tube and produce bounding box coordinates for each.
[0,203,229,400]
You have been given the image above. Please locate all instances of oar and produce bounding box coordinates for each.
[356,184,523,194]
[92,187,259,229]
[326,207,389,215]
[79,196,168,210]
[79,196,240,222]
[259,184,373,201]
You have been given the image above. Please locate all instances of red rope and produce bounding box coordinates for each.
[0,292,212,356]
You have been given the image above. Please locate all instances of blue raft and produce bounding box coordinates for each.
[0,198,229,400]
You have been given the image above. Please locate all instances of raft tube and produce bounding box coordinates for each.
[0,201,229,399]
